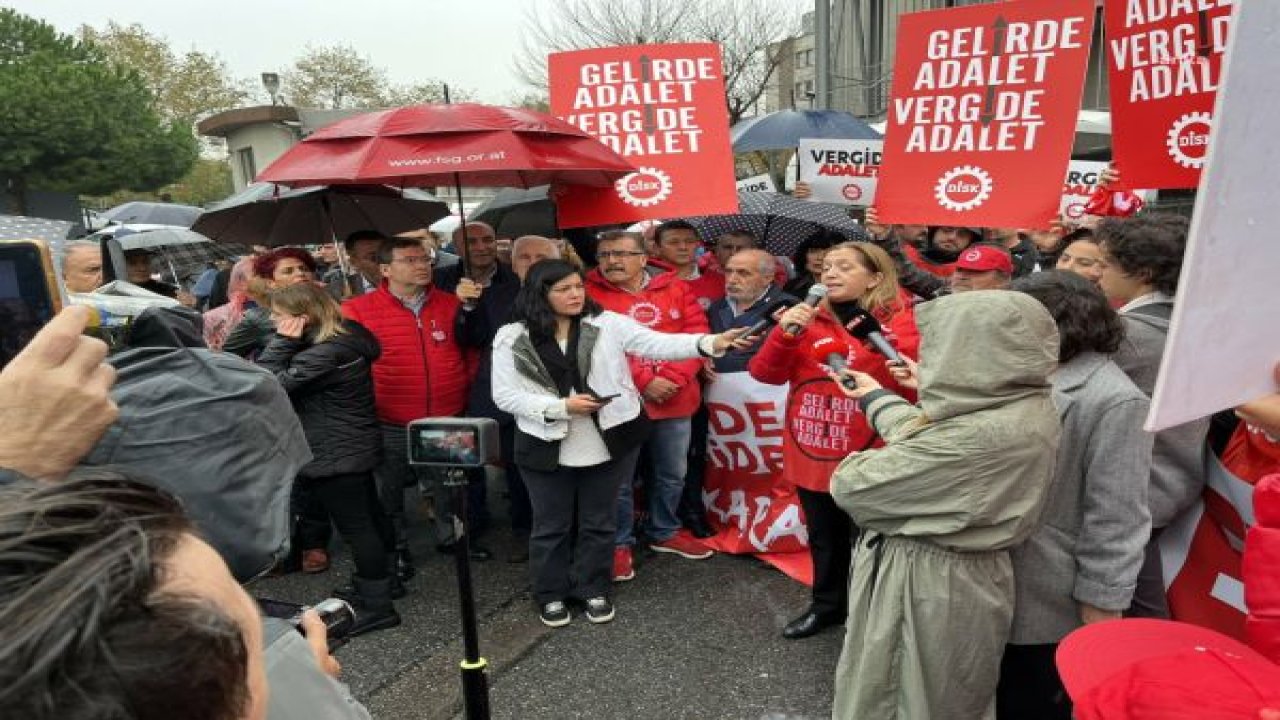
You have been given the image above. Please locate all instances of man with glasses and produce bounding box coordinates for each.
[586,228,715,582]
[342,237,491,579]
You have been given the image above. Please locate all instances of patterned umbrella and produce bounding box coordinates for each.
[0,215,74,249]
[113,227,245,285]
[684,191,866,257]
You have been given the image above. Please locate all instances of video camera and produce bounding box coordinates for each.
[407,418,499,469]
[257,597,356,648]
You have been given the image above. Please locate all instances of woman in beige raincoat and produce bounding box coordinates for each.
[826,291,1061,720]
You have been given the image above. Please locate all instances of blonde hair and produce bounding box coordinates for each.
[825,241,902,315]
[269,283,347,343]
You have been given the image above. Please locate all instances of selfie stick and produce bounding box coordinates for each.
[443,466,490,720]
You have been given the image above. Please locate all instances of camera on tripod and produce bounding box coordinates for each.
[407,418,499,469]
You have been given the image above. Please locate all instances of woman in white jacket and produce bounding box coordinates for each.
[491,260,750,627]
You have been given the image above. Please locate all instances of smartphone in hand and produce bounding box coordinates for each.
[592,393,621,405]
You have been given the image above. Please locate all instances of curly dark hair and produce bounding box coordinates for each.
[251,246,317,280]
[1094,215,1188,295]
[1013,270,1126,363]
[513,259,602,343]
[0,468,250,720]
[790,229,845,276]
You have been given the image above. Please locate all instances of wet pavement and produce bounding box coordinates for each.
[252,486,841,719]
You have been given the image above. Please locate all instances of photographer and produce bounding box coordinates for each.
[0,469,370,720]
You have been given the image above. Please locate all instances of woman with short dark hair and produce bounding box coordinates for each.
[490,260,750,627]
[998,270,1154,719]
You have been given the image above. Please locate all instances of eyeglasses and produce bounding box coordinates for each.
[596,250,646,260]
[390,256,434,266]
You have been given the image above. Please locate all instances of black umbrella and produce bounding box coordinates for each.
[471,186,557,238]
[685,191,866,257]
[101,201,203,228]
[730,109,882,153]
[192,183,450,247]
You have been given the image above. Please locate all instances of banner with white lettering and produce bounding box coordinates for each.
[797,138,883,206]
[736,173,777,194]
[875,0,1096,228]
[699,372,812,584]
[549,43,738,227]
[1106,0,1234,190]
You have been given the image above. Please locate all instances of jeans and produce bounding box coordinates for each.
[374,423,485,550]
[522,448,640,604]
[307,472,394,581]
[616,416,691,545]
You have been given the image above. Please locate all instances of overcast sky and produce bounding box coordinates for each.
[7,0,548,103]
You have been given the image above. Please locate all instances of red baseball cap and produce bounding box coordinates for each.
[1056,619,1280,719]
[954,244,1013,273]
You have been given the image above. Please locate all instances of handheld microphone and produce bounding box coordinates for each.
[807,337,858,392]
[783,284,827,335]
[741,298,793,339]
[844,308,903,365]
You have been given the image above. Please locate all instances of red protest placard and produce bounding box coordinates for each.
[1106,0,1233,190]
[549,43,738,227]
[875,0,1096,228]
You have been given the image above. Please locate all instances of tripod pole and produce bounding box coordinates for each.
[447,467,490,720]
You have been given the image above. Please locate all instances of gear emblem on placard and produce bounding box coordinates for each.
[614,167,673,208]
[1166,112,1212,169]
[934,165,993,212]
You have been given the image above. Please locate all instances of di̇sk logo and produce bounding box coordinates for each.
[1167,112,1212,170]
[629,301,662,327]
[934,165,993,212]
[841,184,863,202]
[615,166,673,208]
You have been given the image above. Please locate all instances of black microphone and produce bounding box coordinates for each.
[741,298,794,339]
[807,337,858,391]
[845,308,903,365]
[783,284,828,335]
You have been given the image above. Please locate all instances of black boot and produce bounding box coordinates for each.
[347,576,401,637]
[394,547,416,582]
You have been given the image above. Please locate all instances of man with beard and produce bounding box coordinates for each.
[902,226,985,279]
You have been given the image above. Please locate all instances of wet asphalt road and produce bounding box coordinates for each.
[251,484,842,719]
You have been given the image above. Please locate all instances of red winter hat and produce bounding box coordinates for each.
[953,244,1013,273]
[1056,619,1280,720]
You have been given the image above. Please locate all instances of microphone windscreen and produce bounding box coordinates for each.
[807,335,850,364]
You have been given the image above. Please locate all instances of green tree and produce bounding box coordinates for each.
[78,22,250,124]
[0,9,196,208]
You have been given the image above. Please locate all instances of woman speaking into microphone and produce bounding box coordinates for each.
[748,241,916,640]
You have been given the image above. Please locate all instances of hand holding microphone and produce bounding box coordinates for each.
[782,284,828,336]
[808,336,884,399]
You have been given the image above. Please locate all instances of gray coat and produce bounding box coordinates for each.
[1010,352,1154,644]
[1113,300,1209,527]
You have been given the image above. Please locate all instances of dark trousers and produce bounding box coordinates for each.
[996,643,1072,720]
[1128,528,1171,619]
[679,404,710,524]
[499,421,531,536]
[308,472,394,581]
[797,487,854,619]
[292,479,333,553]
[521,448,641,605]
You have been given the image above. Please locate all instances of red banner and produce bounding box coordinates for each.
[876,0,1096,228]
[1106,0,1234,190]
[699,372,811,584]
[548,43,738,227]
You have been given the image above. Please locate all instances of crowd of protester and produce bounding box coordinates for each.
[3,166,1278,720]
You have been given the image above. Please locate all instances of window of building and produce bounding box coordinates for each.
[236,148,257,184]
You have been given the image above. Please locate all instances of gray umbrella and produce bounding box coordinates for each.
[101,201,203,228]
[192,183,450,247]
[0,215,74,249]
[114,227,243,285]
[685,191,866,257]
[471,186,557,238]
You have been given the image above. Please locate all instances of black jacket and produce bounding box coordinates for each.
[707,286,797,373]
[257,320,383,479]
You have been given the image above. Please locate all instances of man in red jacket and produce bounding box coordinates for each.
[648,220,725,311]
[586,229,714,581]
[342,237,490,578]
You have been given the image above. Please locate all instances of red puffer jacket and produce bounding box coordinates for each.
[585,267,709,420]
[341,283,474,426]
[1246,473,1280,663]
[748,307,911,493]
[648,258,726,312]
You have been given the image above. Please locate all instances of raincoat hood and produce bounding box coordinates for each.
[914,291,1058,422]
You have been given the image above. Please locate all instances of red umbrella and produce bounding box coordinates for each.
[257,103,633,189]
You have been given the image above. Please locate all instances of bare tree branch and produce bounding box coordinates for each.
[514,0,802,124]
